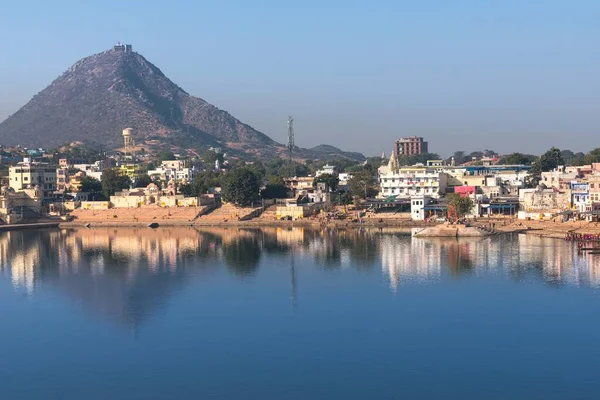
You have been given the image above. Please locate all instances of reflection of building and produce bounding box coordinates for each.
[380,235,441,290]
[276,227,305,244]
[3,226,600,332]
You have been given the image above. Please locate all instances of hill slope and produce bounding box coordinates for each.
[0,45,364,160]
[0,46,276,152]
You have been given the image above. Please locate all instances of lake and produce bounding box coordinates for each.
[1,227,600,399]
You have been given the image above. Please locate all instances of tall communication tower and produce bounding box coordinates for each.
[287,116,295,176]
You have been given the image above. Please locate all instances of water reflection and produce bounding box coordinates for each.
[1,227,600,329]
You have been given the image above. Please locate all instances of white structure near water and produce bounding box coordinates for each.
[378,154,448,199]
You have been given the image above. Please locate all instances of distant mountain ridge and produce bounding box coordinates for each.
[0,45,364,161]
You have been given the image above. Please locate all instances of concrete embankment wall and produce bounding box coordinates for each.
[0,222,60,231]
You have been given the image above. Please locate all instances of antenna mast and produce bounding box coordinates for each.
[287,116,295,176]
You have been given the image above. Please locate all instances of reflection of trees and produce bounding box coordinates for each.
[223,236,262,276]
[312,232,342,268]
[445,241,474,276]
[3,226,598,331]
[342,231,379,269]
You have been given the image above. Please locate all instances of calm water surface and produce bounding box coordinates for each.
[1,227,600,399]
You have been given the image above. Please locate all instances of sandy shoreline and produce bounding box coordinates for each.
[4,213,600,243]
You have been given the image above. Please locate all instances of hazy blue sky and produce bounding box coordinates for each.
[0,0,598,156]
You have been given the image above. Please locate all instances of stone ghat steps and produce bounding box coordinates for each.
[195,204,261,222]
[70,205,209,222]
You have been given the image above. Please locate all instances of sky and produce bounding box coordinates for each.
[0,0,598,157]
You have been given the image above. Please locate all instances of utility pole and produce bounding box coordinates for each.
[287,116,295,177]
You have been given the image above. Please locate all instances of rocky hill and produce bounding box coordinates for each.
[0,44,365,161]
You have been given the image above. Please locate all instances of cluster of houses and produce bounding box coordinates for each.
[521,164,600,221]
[0,155,205,223]
[3,138,600,224]
[377,155,600,221]
[283,153,600,222]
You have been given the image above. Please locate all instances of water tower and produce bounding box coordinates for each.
[123,128,134,153]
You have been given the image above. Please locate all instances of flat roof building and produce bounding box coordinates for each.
[394,136,428,157]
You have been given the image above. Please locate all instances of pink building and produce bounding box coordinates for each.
[454,186,476,197]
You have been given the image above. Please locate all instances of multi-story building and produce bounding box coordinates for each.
[570,181,589,212]
[541,166,578,190]
[73,159,114,181]
[68,171,87,192]
[284,176,315,192]
[147,160,196,184]
[394,136,428,157]
[378,154,448,198]
[587,175,600,203]
[9,159,57,200]
[56,167,69,191]
[161,160,186,170]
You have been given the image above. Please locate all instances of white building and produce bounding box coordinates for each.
[72,160,110,181]
[9,159,57,200]
[148,160,196,184]
[411,195,432,221]
[316,164,337,177]
[378,154,448,199]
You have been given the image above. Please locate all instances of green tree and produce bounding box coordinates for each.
[469,151,484,160]
[261,184,289,199]
[584,148,600,165]
[156,150,176,163]
[572,152,586,166]
[447,193,474,217]
[101,169,131,198]
[347,171,378,199]
[559,150,586,166]
[179,183,195,197]
[134,174,152,188]
[247,160,266,182]
[313,173,340,192]
[497,153,537,165]
[397,152,441,166]
[203,150,224,166]
[294,163,311,177]
[529,147,564,186]
[79,176,102,193]
[193,170,223,195]
[222,167,260,206]
[451,151,468,165]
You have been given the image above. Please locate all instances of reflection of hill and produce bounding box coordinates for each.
[0,228,598,330]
